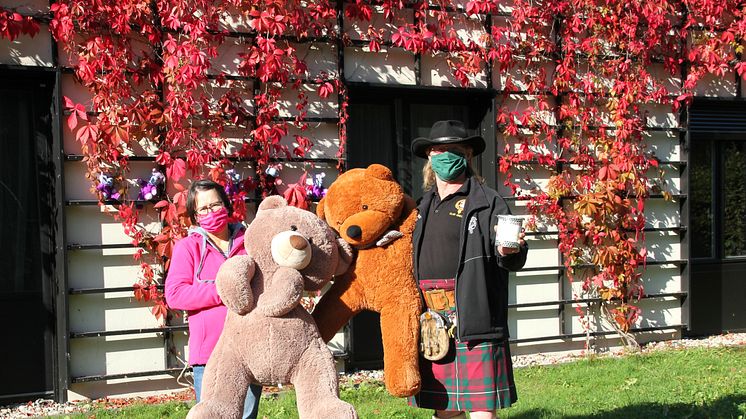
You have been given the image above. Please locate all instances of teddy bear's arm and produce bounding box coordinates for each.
[334,236,354,277]
[397,195,419,235]
[254,266,304,317]
[216,255,257,315]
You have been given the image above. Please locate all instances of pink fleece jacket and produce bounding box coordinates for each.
[165,224,247,365]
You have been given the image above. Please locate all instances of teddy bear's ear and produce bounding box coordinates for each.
[365,164,394,181]
[259,195,288,211]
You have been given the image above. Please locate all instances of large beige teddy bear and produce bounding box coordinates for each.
[187,196,356,419]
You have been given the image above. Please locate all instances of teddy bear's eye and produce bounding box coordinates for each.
[290,225,298,231]
[362,205,368,210]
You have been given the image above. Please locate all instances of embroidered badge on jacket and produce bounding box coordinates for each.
[468,215,477,234]
[449,199,466,218]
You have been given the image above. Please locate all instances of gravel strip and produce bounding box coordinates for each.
[2,333,744,418]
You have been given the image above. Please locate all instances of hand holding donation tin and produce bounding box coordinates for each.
[495,215,525,256]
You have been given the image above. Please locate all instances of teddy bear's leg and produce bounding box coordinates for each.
[380,305,422,397]
[312,274,366,342]
[292,338,357,419]
[187,342,255,419]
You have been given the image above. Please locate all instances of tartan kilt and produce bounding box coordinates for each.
[408,338,517,411]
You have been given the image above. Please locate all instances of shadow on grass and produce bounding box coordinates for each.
[508,394,746,419]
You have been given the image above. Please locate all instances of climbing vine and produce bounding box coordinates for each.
[2,0,745,344]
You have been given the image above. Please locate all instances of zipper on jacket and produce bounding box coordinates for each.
[454,206,471,342]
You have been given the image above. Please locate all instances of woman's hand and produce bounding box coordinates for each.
[496,231,526,256]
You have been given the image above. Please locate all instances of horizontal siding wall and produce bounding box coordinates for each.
[4,2,742,400]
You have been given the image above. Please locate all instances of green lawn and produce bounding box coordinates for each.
[60,346,746,418]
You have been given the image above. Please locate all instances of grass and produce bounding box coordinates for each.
[59,346,746,419]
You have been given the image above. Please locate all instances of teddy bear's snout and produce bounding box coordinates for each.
[346,225,362,239]
[271,231,312,270]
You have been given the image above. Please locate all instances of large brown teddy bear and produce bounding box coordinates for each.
[313,164,423,397]
[187,196,356,419]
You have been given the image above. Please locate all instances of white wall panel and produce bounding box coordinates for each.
[192,79,254,114]
[644,230,681,261]
[61,72,95,109]
[648,63,682,96]
[273,161,339,187]
[277,83,338,118]
[502,94,556,126]
[641,103,679,128]
[643,130,681,161]
[274,122,340,159]
[69,295,164,333]
[217,6,252,32]
[512,272,560,306]
[344,47,416,84]
[65,206,161,249]
[694,71,737,97]
[0,24,53,66]
[511,310,561,339]
[647,167,681,194]
[497,131,555,157]
[493,59,554,92]
[67,252,145,291]
[69,337,167,377]
[521,236,559,269]
[172,330,190,359]
[421,52,488,87]
[635,298,682,327]
[641,265,682,294]
[343,6,412,40]
[291,42,338,78]
[424,13,487,48]
[496,165,553,197]
[643,199,681,228]
[210,37,248,76]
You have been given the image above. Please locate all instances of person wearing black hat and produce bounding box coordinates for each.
[408,120,528,419]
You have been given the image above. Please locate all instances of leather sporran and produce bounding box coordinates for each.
[419,309,451,361]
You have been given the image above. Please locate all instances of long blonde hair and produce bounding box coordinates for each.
[421,147,482,191]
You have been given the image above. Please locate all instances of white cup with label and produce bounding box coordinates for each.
[496,215,523,249]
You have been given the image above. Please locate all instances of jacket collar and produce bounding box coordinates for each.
[419,176,490,215]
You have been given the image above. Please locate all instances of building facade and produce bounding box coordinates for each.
[1,0,744,404]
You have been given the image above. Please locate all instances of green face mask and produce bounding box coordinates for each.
[430,150,467,181]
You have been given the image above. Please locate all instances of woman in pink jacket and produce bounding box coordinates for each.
[165,179,262,418]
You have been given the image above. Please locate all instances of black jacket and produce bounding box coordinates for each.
[413,176,528,342]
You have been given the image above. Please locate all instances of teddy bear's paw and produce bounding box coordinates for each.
[187,400,238,419]
[303,398,358,419]
[384,363,422,397]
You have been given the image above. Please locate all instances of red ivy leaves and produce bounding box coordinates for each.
[0,9,39,41]
[33,0,745,338]
[64,96,88,130]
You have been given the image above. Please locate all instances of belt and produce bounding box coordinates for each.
[422,288,455,311]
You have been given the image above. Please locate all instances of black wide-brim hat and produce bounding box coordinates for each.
[411,120,486,158]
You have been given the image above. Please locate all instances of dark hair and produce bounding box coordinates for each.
[186,179,233,224]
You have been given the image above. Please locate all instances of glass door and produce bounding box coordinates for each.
[0,73,57,402]
[689,138,746,334]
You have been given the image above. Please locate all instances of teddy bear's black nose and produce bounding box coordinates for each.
[346,225,362,239]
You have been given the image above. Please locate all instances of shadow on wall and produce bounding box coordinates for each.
[509,395,746,419]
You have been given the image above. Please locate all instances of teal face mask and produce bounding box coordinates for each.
[430,150,467,181]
